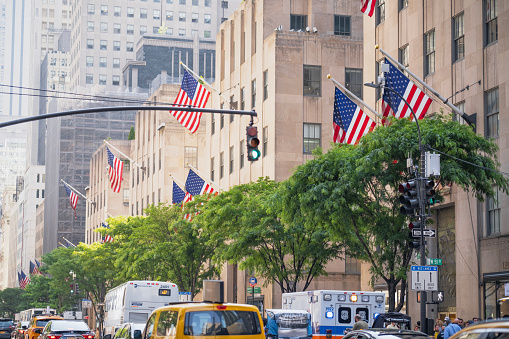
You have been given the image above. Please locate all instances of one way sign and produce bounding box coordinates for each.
[412,229,436,238]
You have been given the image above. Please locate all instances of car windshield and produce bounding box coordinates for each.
[36,321,50,327]
[50,321,90,332]
[184,310,262,336]
[0,321,13,326]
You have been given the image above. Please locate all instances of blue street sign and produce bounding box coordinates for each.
[249,277,257,286]
[411,265,438,271]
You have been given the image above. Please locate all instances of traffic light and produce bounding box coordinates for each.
[424,180,437,205]
[75,283,80,295]
[70,283,74,294]
[407,220,421,249]
[399,180,419,216]
[246,125,261,161]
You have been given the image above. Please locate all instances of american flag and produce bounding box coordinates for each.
[360,0,376,17]
[172,181,186,205]
[35,259,42,268]
[64,184,78,218]
[170,70,210,133]
[107,147,123,193]
[18,270,30,289]
[182,192,195,221]
[30,261,42,275]
[101,223,114,243]
[333,87,376,145]
[185,169,216,196]
[382,58,432,124]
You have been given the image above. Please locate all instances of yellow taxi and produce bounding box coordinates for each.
[25,316,64,339]
[142,281,264,339]
[451,319,509,339]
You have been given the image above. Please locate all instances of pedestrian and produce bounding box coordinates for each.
[387,322,398,329]
[465,320,473,327]
[443,319,462,339]
[457,318,464,328]
[434,320,443,339]
[414,321,420,332]
[472,317,480,323]
[352,314,369,330]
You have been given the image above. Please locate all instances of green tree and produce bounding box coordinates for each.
[284,116,508,311]
[22,275,54,308]
[0,288,25,318]
[200,178,344,293]
[128,126,135,140]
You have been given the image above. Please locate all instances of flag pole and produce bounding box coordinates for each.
[104,140,146,172]
[180,62,234,109]
[61,179,95,205]
[104,211,114,218]
[62,237,77,247]
[186,163,223,192]
[169,174,187,191]
[376,45,470,122]
[327,74,382,121]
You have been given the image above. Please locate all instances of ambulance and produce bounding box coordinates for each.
[282,290,386,339]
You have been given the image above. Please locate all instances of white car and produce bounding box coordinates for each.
[112,323,145,339]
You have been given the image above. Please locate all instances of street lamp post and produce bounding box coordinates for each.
[364,82,428,334]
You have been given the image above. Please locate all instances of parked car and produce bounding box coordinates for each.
[113,323,144,339]
[39,320,94,339]
[11,322,29,339]
[0,319,15,339]
[25,316,64,339]
[343,329,429,339]
[450,318,509,339]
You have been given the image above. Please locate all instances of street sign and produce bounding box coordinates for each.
[249,276,257,287]
[411,266,438,291]
[426,258,442,265]
[412,229,436,238]
[82,299,92,308]
[431,290,445,303]
[247,287,261,293]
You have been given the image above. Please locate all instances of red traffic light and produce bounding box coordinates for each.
[246,126,260,147]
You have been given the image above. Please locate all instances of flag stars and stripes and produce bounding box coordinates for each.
[107,147,123,193]
[64,185,78,218]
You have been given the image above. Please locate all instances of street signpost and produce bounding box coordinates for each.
[249,277,257,305]
[411,266,438,291]
[426,258,442,265]
[247,287,261,293]
[412,229,436,237]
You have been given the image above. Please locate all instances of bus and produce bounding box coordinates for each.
[282,290,386,339]
[19,308,57,322]
[104,280,179,335]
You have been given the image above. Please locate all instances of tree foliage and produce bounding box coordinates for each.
[128,126,135,140]
[284,116,508,311]
[0,288,26,318]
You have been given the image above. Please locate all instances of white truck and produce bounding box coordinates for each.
[104,280,179,336]
[282,290,386,338]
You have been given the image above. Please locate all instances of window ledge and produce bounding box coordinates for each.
[453,57,465,65]
[485,41,498,48]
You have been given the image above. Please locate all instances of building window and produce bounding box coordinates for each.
[376,0,385,25]
[205,0,211,6]
[486,88,499,138]
[86,74,93,84]
[241,87,245,110]
[86,39,94,49]
[399,0,408,11]
[167,0,173,3]
[263,70,268,101]
[345,68,363,99]
[127,24,134,35]
[127,42,134,51]
[454,102,467,125]
[86,56,93,67]
[123,189,129,205]
[113,23,121,34]
[140,26,147,35]
[192,13,198,23]
[211,157,215,182]
[113,41,120,51]
[100,40,107,50]
[114,6,121,16]
[220,152,224,179]
[180,0,186,3]
[290,14,307,31]
[399,44,409,67]
[220,113,224,129]
[112,75,120,86]
[487,186,500,235]
[486,0,498,45]
[159,149,162,170]
[36,190,39,198]
[127,7,134,17]
[100,5,107,15]
[303,123,321,154]
[204,31,211,38]
[154,9,160,20]
[99,74,107,85]
[99,57,107,67]
[251,79,256,108]
[87,21,94,32]
[345,256,361,274]
[240,140,245,169]
[229,146,234,174]
[230,95,236,121]
[179,12,186,22]
[334,15,351,36]
[153,26,159,34]
[204,14,211,24]
[166,10,173,20]
[211,114,215,135]
[185,146,198,168]
[87,4,94,14]
[425,29,435,76]
[303,65,321,96]
[179,29,185,36]
[454,13,465,61]
[140,8,147,19]
[263,127,268,157]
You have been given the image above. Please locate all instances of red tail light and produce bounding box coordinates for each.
[20,331,25,334]
[216,305,227,310]
[49,335,62,339]
[83,334,95,339]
